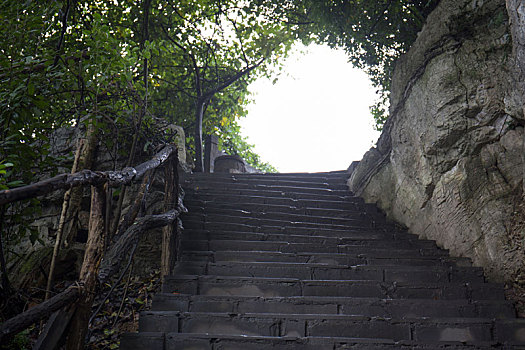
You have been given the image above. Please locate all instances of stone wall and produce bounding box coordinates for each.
[349,0,525,290]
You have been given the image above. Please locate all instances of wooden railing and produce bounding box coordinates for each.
[0,144,185,349]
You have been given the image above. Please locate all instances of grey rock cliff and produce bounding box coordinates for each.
[349,0,525,290]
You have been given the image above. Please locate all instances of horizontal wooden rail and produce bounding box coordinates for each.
[0,145,176,206]
[0,285,82,342]
[98,208,183,283]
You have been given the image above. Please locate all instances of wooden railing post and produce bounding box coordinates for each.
[66,184,106,350]
[161,153,179,277]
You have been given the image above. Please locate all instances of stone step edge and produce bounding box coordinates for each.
[185,187,350,198]
[181,240,447,253]
[184,201,379,213]
[185,193,355,202]
[138,312,525,344]
[162,274,503,289]
[185,206,382,220]
[120,332,509,348]
[184,181,349,190]
[175,260,481,273]
[183,178,349,187]
[140,311,525,325]
[180,228,423,242]
[161,274,505,300]
[187,170,348,176]
[184,195,358,204]
[181,229,416,241]
[181,250,472,266]
[182,220,403,234]
[153,293,514,307]
[182,210,376,224]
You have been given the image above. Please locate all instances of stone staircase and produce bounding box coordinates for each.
[121,171,525,349]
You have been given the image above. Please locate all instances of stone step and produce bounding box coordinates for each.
[151,294,516,319]
[183,194,360,209]
[121,332,514,350]
[186,191,355,204]
[181,211,375,228]
[181,240,448,256]
[184,201,382,219]
[180,229,438,249]
[181,215,401,236]
[186,170,348,178]
[173,261,485,283]
[137,312,525,343]
[182,220,404,237]
[182,250,472,267]
[184,183,349,194]
[182,182,350,198]
[182,220,380,236]
[162,275,505,300]
[182,215,377,232]
[183,177,349,190]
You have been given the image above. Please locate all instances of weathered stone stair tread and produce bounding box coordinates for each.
[186,192,355,205]
[181,226,428,240]
[186,188,350,200]
[182,228,401,242]
[122,171,524,349]
[121,332,515,350]
[162,275,505,300]
[183,194,361,209]
[138,311,525,342]
[183,177,349,189]
[181,230,441,249]
[183,210,374,226]
[185,200,380,217]
[182,216,375,232]
[181,240,447,256]
[174,261,484,283]
[182,250,472,267]
[184,171,347,178]
[151,294,516,319]
[182,222,409,238]
[185,183,350,196]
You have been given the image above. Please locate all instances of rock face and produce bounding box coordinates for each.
[349,0,525,288]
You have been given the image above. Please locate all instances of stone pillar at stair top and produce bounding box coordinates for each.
[204,134,219,173]
[166,124,187,164]
[214,154,247,173]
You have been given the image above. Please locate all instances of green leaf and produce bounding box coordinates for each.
[7,180,24,187]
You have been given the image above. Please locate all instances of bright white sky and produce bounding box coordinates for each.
[240,43,381,173]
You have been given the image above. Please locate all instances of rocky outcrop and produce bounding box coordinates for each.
[507,0,525,118]
[349,0,525,293]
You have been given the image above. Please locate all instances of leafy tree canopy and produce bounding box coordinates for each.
[299,0,440,129]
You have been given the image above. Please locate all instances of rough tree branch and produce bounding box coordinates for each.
[0,145,176,206]
[98,208,183,284]
[0,285,82,343]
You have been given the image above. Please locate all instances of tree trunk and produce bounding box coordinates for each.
[194,100,205,172]
[45,138,84,301]
[161,155,178,277]
[63,123,98,247]
[0,205,9,296]
[66,185,106,350]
